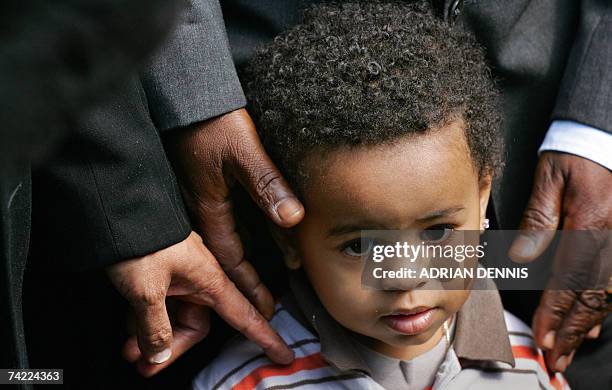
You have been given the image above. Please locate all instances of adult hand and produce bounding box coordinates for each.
[107,232,294,377]
[165,108,305,320]
[509,152,612,373]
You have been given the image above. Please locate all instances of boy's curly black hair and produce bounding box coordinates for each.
[243,1,502,194]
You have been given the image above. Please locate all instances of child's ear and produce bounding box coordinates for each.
[269,225,302,270]
[479,172,493,228]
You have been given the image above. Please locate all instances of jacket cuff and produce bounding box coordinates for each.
[539,120,612,170]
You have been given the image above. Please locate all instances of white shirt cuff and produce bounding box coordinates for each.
[539,120,612,170]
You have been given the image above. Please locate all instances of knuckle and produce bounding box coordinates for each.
[246,304,265,326]
[578,290,608,311]
[557,328,581,348]
[132,288,166,308]
[522,206,559,229]
[225,256,247,276]
[543,289,576,314]
[555,270,591,291]
[202,274,231,301]
[566,208,608,229]
[192,190,232,218]
[254,169,281,207]
[241,305,269,339]
[250,280,266,301]
[558,315,595,346]
[538,154,562,183]
[226,134,252,170]
[226,262,266,302]
[211,238,245,270]
[189,231,205,246]
[146,327,173,349]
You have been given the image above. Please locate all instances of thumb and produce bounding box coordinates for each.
[229,110,304,227]
[133,298,174,365]
[509,154,564,263]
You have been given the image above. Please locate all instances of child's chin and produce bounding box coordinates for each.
[390,327,438,345]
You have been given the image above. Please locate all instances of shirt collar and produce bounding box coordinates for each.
[452,279,515,367]
[287,271,515,374]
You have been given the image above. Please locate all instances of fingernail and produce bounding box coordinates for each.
[509,234,536,262]
[276,198,302,223]
[150,348,172,364]
[542,331,556,350]
[555,355,569,372]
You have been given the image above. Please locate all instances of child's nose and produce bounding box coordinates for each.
[380,272,428,291]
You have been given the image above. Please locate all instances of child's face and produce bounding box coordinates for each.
[283,119,492,360]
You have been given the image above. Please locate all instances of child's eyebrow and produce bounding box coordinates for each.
[327,222,390,237]
[415,206,465,222]
[327,207,465,237]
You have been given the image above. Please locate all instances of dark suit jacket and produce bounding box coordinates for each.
[26,0,244,292]
[0,0,241,388]
[29,0,246,271]
[0,0,177,386]
[20,1,246,388]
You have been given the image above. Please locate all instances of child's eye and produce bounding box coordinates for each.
[341,238,373,257]
[420,224,454,243]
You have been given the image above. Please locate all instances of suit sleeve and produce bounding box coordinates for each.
[141,0,246,131]
[552,0,612,134]
[30,76,191,271]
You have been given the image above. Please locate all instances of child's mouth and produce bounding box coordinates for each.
[382,307,437,335]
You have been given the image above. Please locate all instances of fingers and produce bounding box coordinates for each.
[194,271,294,365]
[228,110,304,228]
[509,154,563,263]
[136,303,211,377]
[545,291,608,372]
[193,201,275,319]
[519,154,612,373]
[534,289,608,373]
[133,298,174,365]
[224,258,276,320]
[545,301,586,372]
[106,251,175,368]
[166,109,301,318]
[217,298,294,365]
[533,289,576,351]
[176,238,293,366]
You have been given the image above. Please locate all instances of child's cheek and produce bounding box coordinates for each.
[305,259,377,329]
[306,257,363,303]
[323,289,381,337]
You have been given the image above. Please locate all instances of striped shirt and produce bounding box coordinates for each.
[193,274,569,390]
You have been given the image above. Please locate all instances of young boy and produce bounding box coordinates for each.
[193,2,568,389]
